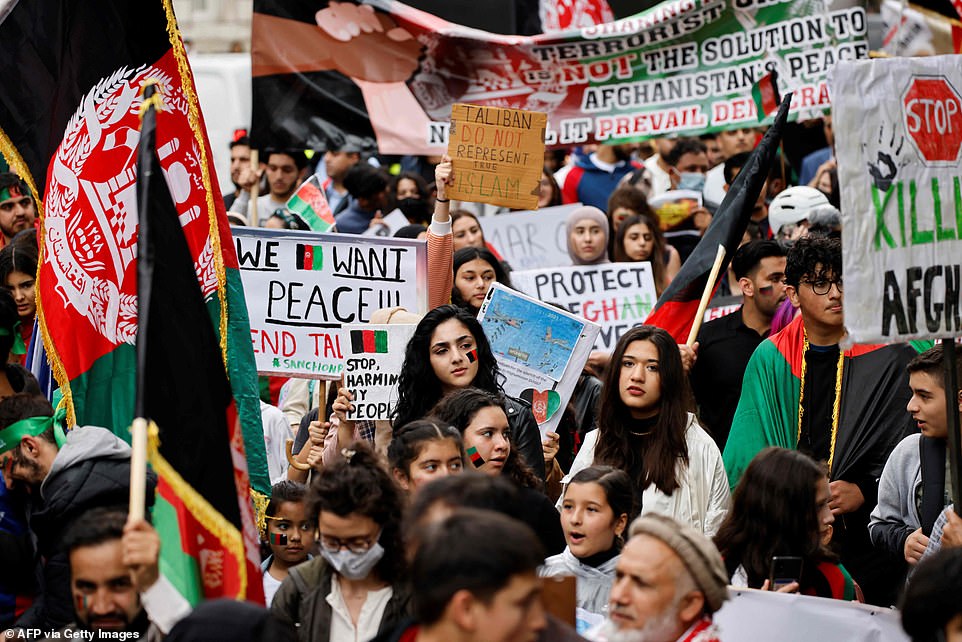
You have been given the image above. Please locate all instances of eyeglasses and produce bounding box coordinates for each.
[319,530,380,554]
[806,278,843,295]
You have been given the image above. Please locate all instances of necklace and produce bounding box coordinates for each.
[797,330,844,472]
[629,428,652,437]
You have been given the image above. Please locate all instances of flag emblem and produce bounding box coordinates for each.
[466,446,485,467]
[350,329,388,354]
[295,244,324,271]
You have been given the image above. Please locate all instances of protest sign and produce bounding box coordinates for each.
[511,262,657,351]
[478,283,600,437]
[341,323,417,420]
[362,209,412,237]
[715,588,908,642]
[833,55,962,343]
[233,227,426,378]
[446,104,546,209]
[881,0,962,57]
[648,189,703,231]
[251,0,867,155]
[481,203,580,270]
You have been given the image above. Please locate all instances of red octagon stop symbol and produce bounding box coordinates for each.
[903,76,962,164]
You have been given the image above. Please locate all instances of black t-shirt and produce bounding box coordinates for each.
[797,343,840,463]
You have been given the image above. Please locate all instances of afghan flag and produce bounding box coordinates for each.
[351,329,388,354]
[645,94,792,343]
[295,244,324,271]
[751,71,781,121]
[137,85,264,604]
[287,176,335,232]
[0,1,270,496]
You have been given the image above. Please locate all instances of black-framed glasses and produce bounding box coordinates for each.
[319,530,380,554]
[806,278,843,295]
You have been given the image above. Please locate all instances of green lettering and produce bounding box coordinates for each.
[910,180,934,245]
[933,178,956,241]
[871,184,896,250]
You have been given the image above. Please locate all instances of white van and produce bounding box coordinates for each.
[188,52,251,197]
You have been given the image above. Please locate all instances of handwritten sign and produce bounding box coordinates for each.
[342,324,417,421]
[478,284,599,438]
[481,203,579,270]
[834,55,962,342]
[233,227,427,378]
[446,103,547,210]
[511,263,658,351]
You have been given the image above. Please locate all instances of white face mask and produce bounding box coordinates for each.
[320,542,385,580]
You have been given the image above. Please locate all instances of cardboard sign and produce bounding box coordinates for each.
[478,284,599,437]
[446,103,546,210]
[233,227,427,378]
[481,203,579,270]
[342,324,417,420]
[833,55,962,343]
[511,263,658,351]
[648,189,704,231]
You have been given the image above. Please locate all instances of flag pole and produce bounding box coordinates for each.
[129,417,148,521]
[686,244,726,347]
[249,149,260,227]
[943,338,962,515]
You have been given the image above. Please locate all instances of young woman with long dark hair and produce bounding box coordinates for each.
[564,325,729,535]
[450,246,511,314]
[334,305,545,480]
[431,387,565,555]
[713,447,856,600]
[612,213,681,296]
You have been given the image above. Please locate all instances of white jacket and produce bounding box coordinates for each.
[562,413,730,536]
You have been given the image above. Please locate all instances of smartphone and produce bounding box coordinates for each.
[768,556,803,590]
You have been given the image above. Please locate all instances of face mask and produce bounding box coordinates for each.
[676,172,706,192]
[320,542,385,580]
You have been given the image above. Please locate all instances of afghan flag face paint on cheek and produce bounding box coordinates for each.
[269,532,288,546]
[75,593,87,614]
[466,349,478,363]
[466,446,485,468]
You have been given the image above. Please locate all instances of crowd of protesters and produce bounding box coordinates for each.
[0,111,960,642]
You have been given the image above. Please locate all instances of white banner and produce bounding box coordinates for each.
[511,262,658,351]
[833,55,962,343]
[480,203,579,271]
[715,588,908,641]
[342,324,417,420]
[233,227,427,378]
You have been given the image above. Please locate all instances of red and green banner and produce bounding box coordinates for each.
[287,176,335,232]
[251,0,867,154]
[0,0,269,500]
[350,329,388,354]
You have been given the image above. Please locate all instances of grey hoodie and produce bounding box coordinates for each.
[868,433,922,556]
[40,425,132,499]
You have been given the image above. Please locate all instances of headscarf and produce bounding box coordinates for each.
[566,205,610,265]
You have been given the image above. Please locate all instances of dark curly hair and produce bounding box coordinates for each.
[713,447,835,590]
[392,305,503,429]
[430,388,541,490]
[785,235,841,288]
[308,442,405,583]
[594,325,691,495]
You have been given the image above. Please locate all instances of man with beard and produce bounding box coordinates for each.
[0,174,36,248]
[45,508,189,641]
[690,240,787,451]
[0,394,155,630]
[587,515,728,642]
[560,144,639,212]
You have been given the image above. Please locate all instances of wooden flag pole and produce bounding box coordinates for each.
[249,149,260,228]
[942,339,962,515]
[686,244,727,348]
[129,417,148,522]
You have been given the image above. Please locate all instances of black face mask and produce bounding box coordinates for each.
[398,197,430,224]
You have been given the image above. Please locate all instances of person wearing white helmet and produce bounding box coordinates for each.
[767,186,830,240]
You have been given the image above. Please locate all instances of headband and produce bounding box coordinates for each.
[0,183,28,203]
[0,415,66,455]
